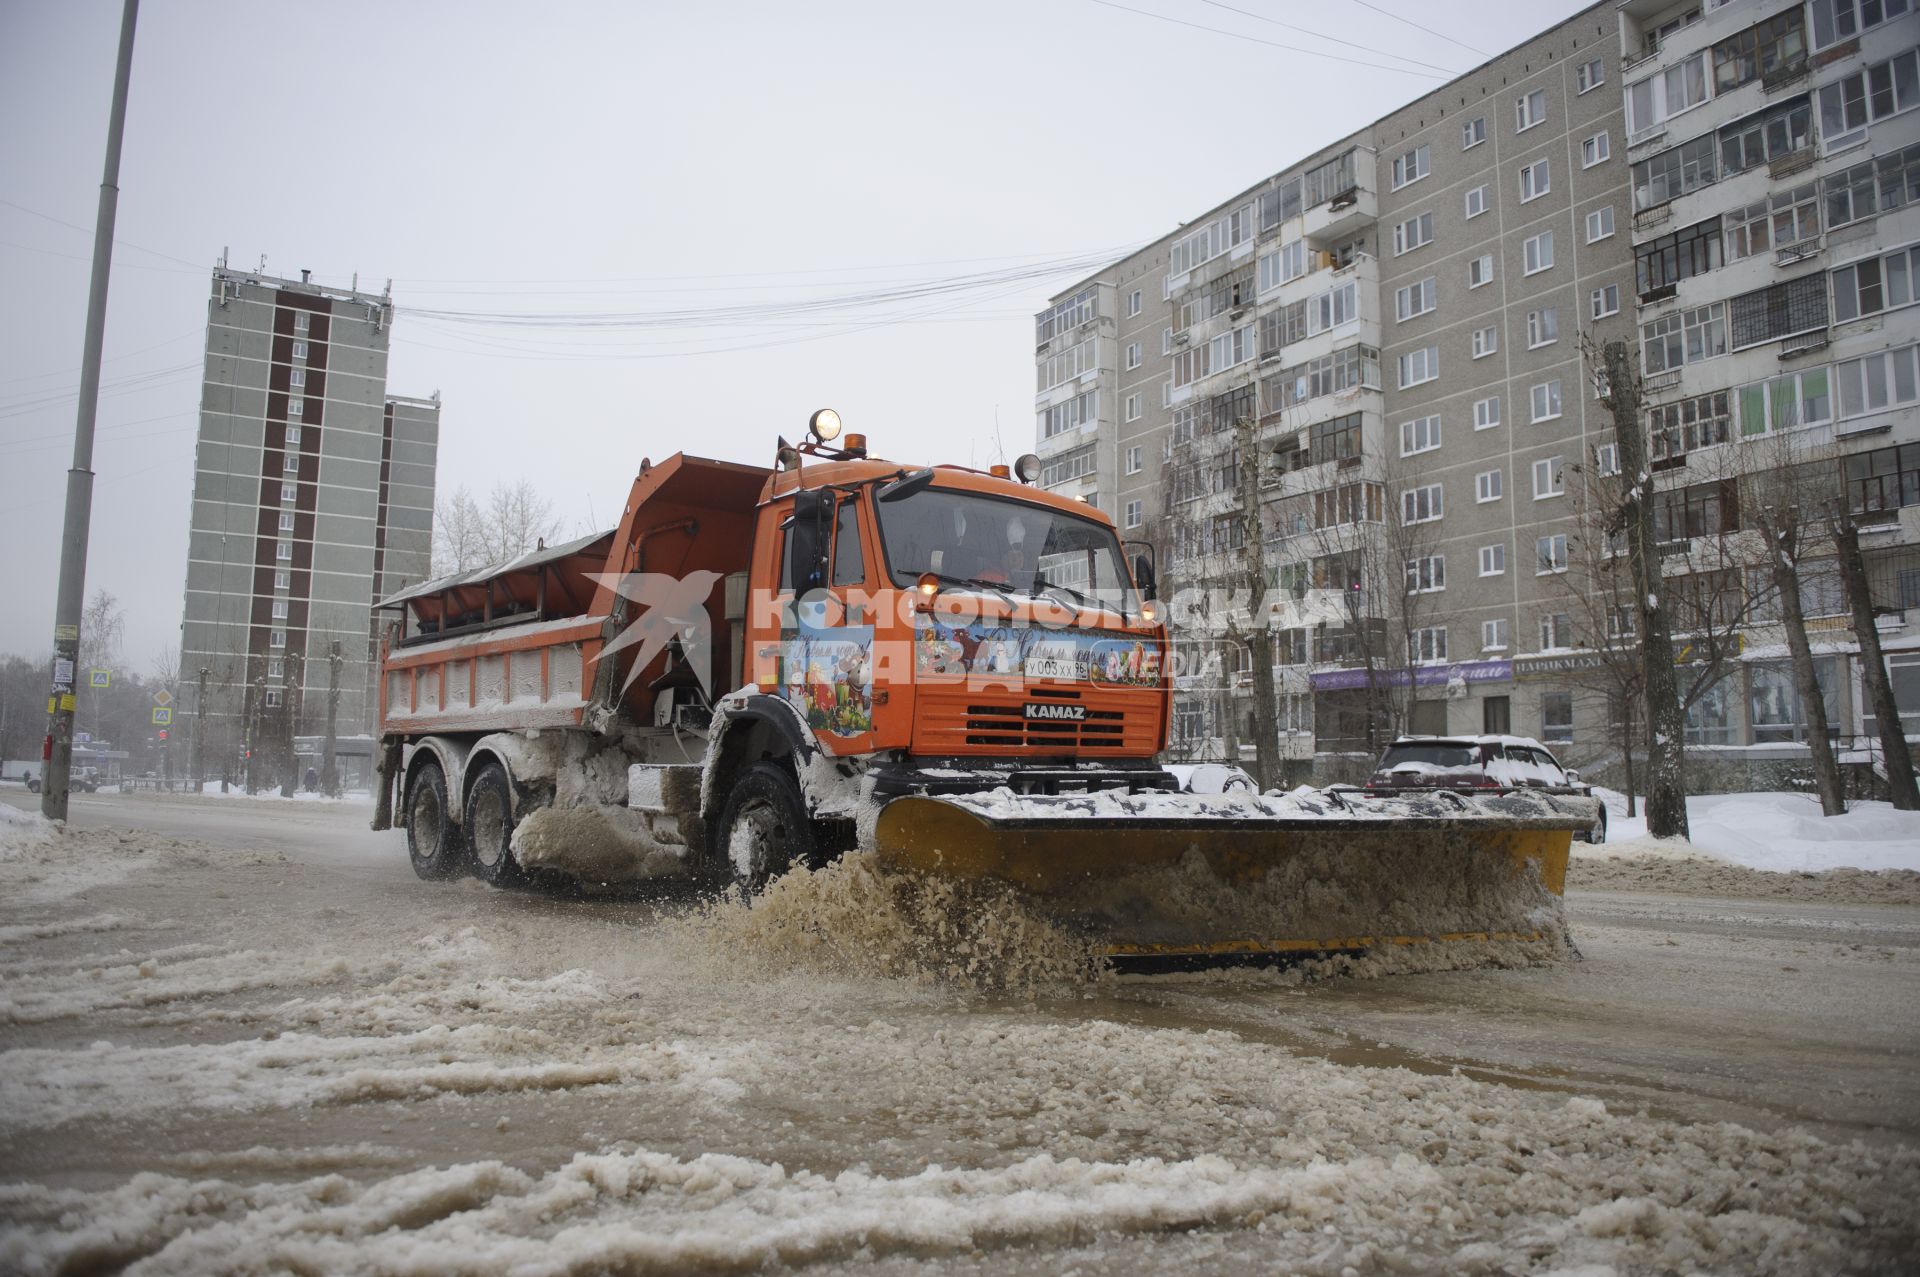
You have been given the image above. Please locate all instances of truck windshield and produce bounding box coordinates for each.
[874,485,1137,615]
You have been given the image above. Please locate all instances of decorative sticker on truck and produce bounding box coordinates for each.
[770,601,875,737]
[914,616,1163,687]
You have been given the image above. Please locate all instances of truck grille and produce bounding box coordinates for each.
[913,686,1160,755]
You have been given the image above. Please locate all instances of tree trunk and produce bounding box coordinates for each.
[1619,696,1638,818]
[1831,512,1918,808]
[1604,342,1689,839]
[1234,414,1283,791]
[1766,525,1844,816]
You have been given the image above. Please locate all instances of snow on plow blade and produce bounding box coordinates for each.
[872,788,1593,966]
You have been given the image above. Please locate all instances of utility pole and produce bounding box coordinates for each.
[193,666,208,792]
[321,642,342,796]
[42,0,140,823]
[280,651,303,798]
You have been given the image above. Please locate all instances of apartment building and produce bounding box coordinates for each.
[1621,0,1920,764]
[178,265,438,775]
[1044,0,1920,775]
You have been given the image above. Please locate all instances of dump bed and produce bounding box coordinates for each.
[377,454,769,738]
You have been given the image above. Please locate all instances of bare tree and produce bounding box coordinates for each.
[433,480,566,575]
[1830,504,1919,808]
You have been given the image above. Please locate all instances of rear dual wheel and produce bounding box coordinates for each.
[406,758,525,885]
[464,762,525,887]
[405,760,465,880]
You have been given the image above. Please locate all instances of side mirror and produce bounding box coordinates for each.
[878,468,936,503]
[1564,768,1581,783]
[1133,554,1157,601]
[788,489,832,593]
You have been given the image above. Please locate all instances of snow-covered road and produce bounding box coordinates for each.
[1,789,1915,1275]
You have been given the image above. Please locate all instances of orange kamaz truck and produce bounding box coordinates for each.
[373,411,1593,962]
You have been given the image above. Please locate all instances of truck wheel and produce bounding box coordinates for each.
[716,761,816,898]
[1589,805,1608,844]
[405,759,466,880]
[464,762,524,888]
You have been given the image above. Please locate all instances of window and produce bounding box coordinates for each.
[1595,442,1620,475]
[1651,390,1734,461]
[1391,144,1431,190]
[1296,414,1358,467]
[1479,543,1507,576]
[1632,134,1718,210]
[292,311,309,333]
[1730,272,1829,348]
[1641,303,1728,373]
[1393,211,1435,255]
[1125,445,1143,475]
[1483,618,1510,651]
[1711,10,1806,94]
[1813,0,1914,51]
[1750,657,1841,742]
[1591,284,1620,319]
[268,658,284,680]
[1835,344,1920,419]
[285,424,300,446]
[1398,346,1439,388]
[1468,254,1494,288]
[1124,393,1142,423]
[1308,281,1359,334]
[1825,143,1920,229]
[292,340,308,359]
[1607,606,1636,641]
[1626,51,1709,137]
[1259,176,1305,232]
[1541,691,1573,743]
[282,452,300,473]
[1586,205,1615,243]
[1268,345,1380,408]
[1394,277,1436,321]
[1833,245,1920,325]
[1636,218,1721,294]
[1463,115,1487,148]
[289,368,306,388]
[1168,204,1254,276]
[1519,159,1550,202]
[270,628,287,649]
[1410,627,1449,664]
[1464,184,1489,219]
[1516,88,1547,132]
[1539,610,1572,649]
[1473,396,1501,430]
[1818,48,1920,146]
[1582,132,1611,168]
[274,569,289,589]
[278,510,295,532]
[1476,468,1503,502]
[1039,445,1096,487]
[1576,58,1605,94]
[1720,99,1813,177]
[832,500,866,590]
[1401,483,1444,523]
[1127,288,1142,317]
[1162,327,1174,355]
[1523,231,1554,275]
[280,482,296,502]
[1725,183,1819,261]
[1652,480,1738,542]
[1125,342,1141,370]
[1532,458,1565,500]
[1124,499,1142,529]
[1400,415,1441,456]
[1737,367,1832,436]
[264,689,282,709]
[1039,387,1097,438]
[1313,481,1386,527]
[271,598,288,620]
[1406,555,1446,594]
[288,398,303,416]
[1530,380,1563,422]
[1472,325,1498,358]
[1526,308,1558,349]
[1845,442,1920,515]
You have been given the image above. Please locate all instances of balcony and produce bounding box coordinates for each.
[1768,147,1817,179]
[1775,239,1821,266]
[1762,59,1810,94]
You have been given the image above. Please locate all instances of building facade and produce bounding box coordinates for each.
[1036,0,1918,782]
[178,266,438,776]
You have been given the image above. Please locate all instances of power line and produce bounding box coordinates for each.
[0,196,208,271]
[1084,0,1449,78]
[1191,0,1462,75]
[1343,0,1491,60]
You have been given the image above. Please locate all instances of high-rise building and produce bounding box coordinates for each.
[178,265,438,776]
[1036,0,1919,783]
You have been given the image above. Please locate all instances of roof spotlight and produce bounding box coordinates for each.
[1014,453,1042,483]
[809,408,843,443]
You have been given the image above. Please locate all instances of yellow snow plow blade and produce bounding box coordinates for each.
[872,788,1589,965]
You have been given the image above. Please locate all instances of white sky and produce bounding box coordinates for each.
[0,0,1592,669]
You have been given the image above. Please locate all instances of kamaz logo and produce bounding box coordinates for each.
[1023,702,1087,722]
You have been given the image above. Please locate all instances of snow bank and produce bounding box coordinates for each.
[0,803,54,856]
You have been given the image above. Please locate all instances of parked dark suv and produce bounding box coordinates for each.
[1365,735,1606,842]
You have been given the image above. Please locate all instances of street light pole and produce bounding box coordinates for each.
[42,0,141,823]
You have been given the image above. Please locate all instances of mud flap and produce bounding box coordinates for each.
[872,789,1584,962]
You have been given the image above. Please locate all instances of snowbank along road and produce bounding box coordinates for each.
[0,788,1916,1276]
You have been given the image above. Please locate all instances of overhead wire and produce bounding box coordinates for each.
[1343,0,1492,59]
[1190,0,1464,75]
[1083,0,1450,78]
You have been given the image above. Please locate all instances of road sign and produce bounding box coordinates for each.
[151,707,173,726]
[89,669,111,688]
[153,689,174,708]
[76,732,91,745]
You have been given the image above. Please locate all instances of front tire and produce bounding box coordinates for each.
[405,759,466,880]
[464,762,524,888]
[714,761,815,898]
[1588,804,1608,844]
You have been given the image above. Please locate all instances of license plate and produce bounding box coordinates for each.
[1023,702,1086,722]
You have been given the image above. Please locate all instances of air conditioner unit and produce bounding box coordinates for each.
[1174,331,1191,345]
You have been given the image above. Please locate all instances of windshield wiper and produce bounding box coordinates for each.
[910,571,1017,604]
[1036,577,1133,621]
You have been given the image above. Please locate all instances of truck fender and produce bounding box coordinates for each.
[699,694,819,824]
[462,732,564,820]
[401,736,474,826]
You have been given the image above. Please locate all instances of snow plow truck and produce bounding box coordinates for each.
[372,411,1595,964]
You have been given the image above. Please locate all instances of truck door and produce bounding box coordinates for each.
[766,490,878,750]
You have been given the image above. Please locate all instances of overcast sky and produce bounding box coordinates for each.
[0,0,1593,669]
